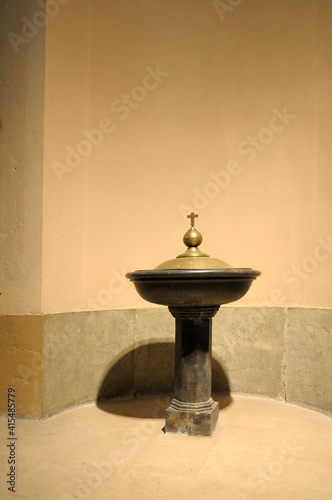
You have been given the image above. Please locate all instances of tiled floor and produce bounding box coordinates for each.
[1,395,332,499]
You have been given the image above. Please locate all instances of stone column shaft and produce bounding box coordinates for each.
[165,306,220,436]
[174,317,212,403]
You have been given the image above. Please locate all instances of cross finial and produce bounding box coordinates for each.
[187,212,198,227]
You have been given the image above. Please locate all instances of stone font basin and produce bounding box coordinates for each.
[127,269,260,307]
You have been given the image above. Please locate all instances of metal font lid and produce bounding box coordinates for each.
[155,213,233,270]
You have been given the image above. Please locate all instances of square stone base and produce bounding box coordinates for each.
[165,398,219,436]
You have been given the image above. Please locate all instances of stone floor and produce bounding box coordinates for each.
[1,395,332,499]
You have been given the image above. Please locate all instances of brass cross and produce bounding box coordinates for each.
[187,212,198,227]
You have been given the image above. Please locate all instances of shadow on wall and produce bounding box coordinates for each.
[97,342,231,418]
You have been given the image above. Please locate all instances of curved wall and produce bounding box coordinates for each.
[1,1,331,421]
[42,0,332,313]
[41,306,332,419]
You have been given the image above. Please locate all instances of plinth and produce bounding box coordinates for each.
[165,305,220,436]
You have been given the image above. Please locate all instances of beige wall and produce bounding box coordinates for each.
[3,1,331,314]
[0,0,44,315]
[42,0,90,313]
[1,1,332,314]
[42,0,332,313]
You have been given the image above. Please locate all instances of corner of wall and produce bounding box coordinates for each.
[0,315,44,419]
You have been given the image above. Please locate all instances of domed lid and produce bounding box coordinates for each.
[155,213,233,270]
